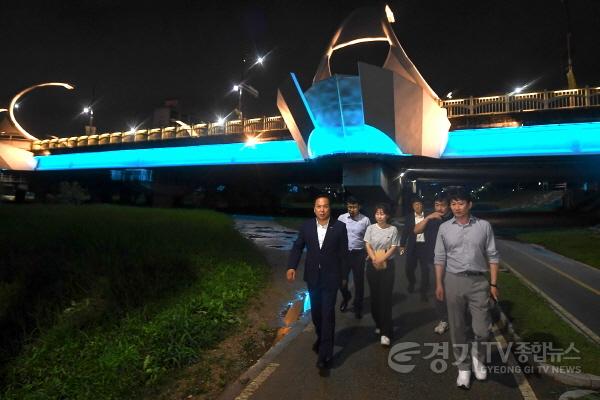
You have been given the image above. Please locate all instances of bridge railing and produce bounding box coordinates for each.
[33,116,288,151]
[32,87,600,152]
[441,87,600,118]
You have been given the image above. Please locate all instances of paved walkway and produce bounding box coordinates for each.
[497,239,600,340]
[231,216,523,400]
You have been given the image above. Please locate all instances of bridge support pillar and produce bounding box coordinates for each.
[342,162,401,215]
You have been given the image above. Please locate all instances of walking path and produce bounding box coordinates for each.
[229,216,524,399]
[497,239,600,342]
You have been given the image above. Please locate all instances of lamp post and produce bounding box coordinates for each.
[82,106,95,135]
[561,0,577,89]
[232,55,265,131]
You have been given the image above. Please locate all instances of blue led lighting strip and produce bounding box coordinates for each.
[33,122,600,170]
[442,122,600,158]
[35,140,304,171]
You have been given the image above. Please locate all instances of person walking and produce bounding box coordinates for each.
[434,187,500,389]
[413,192,452,334]
[337,196,370,319]
[364,203,400,347]
[401,197,430,301]
[287,194,349,372]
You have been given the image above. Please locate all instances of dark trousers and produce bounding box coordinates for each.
[339,249,366,311]
[366,260,395,337]
[308,281,337,362]
[405,242,430,293]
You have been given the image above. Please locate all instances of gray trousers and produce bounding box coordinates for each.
[444,272,491,371]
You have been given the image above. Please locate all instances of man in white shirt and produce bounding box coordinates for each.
[337,196,371,318]
[287,194,349,372]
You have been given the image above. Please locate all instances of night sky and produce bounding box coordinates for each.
[1,0,599,138]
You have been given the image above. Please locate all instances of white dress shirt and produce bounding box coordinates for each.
[316,218,329,249]
[415,213,425,242]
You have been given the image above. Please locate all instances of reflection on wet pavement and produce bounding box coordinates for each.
[232,215,310,344]
[233,215,299,251]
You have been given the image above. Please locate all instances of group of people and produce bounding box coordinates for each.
[286,186,500,390]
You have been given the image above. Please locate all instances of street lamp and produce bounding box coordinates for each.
[232,54,266,126]
[82,106,95,135]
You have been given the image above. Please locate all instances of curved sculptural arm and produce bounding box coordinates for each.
[9,82,74,141]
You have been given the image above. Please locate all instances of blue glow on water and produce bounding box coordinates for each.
[442,122,600,158]
[35,140,304,170]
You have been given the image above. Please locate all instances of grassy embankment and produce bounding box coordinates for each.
[0,205,268,399]
[504,227,600,374]
[516,228,600,270]
[499,268,600,375]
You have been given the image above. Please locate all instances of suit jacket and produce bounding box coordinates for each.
[287,218,349,290]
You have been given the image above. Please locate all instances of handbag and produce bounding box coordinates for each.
[373,248,388,270]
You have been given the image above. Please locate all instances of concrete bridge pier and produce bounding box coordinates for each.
[342,161,403,217]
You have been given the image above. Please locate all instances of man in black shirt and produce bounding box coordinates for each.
[414,192,452,334]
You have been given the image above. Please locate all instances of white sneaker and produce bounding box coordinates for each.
[374,328,381,335]
[472,354,487,380]
[456,370,471,389]
[434,320,449,334]
[380,335,390,346]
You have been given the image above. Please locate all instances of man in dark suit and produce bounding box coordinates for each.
[287,194,348,371]
[400,197,430,301]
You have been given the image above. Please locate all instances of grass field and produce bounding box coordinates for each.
[516,228,600,269]
[0,205,268,399]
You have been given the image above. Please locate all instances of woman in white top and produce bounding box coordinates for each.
[364,203,400,346]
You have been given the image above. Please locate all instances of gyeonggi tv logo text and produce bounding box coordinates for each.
[387,341,581,374]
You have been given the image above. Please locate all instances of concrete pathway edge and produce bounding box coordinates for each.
[217,313,312,400]
[499,262,600,389]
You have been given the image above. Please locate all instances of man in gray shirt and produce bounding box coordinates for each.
[434,187,500,390]
[337,196,371,318]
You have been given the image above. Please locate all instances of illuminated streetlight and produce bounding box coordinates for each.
[244,135,259,148]
[446,91,453,99]
[233,52,268,122]
[14,103,20,109]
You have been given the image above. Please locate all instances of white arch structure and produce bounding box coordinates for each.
[8,82,74,141]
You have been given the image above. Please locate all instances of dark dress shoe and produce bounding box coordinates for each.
[316,357,332,370]
[339,296,351,312]
[312,339,320,354]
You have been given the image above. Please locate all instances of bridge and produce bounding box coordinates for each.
[1,5,599,207]
[26,86,600,154]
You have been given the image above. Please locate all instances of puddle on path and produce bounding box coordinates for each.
[233,216,310,344]
[234,217,298,251]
